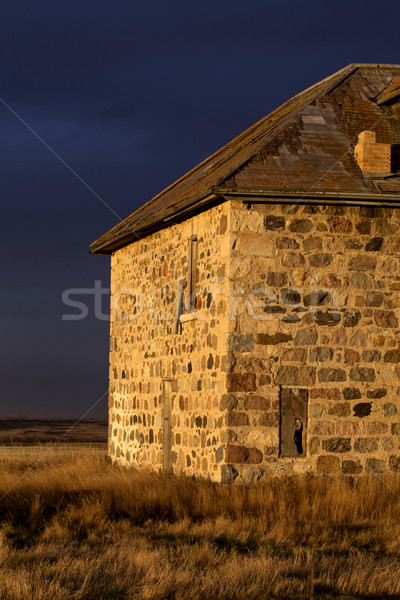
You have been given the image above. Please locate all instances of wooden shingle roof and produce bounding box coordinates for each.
[91,64,400,254]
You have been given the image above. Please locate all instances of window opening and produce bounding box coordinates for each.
[280,387,308,457]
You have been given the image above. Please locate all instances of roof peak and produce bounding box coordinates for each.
[91,63,400,254]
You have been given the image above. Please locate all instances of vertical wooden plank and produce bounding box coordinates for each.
[189,236,197,311]
[279,388,308,457]
[162,379,173,474]
[173,280,184,334]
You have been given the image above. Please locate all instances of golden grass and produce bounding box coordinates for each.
[1,446,400,599]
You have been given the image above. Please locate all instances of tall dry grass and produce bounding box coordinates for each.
[0,446,400,599]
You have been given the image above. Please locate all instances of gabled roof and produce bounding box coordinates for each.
[91,64,400,255]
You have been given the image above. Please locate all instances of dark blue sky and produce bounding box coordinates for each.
[1,0,399,417]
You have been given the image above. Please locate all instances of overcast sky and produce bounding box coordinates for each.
[1,0,399,418]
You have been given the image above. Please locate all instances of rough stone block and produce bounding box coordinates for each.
[303,290,331,307]
[263,304,286,314]
[318,368,347,382]
[310,388,341,399]
[313,311,341,326]
[225,444,263,464]
[362,350,381,362]
[348,256,377,271]
[366,458,385,473]
[259,412,280,427]
[275,366,316,386]
[391,423,400,435]
[226,412,250,427]
[346,239,363,250]
[289,219,313,233]
[342,460,363,474]
[276,237,300,249]
[259,374,272,385]
[236,232,274,257]
[342,309,361,327]
[219,214,227,234]
[303,237,323,251]
[256,332,292,345]
[221,464,239,484]
[220,394,239,411]
[344,389,362,403]
[344,349,360,364]
[322,438,351,453]
[265,215,285,230]
[353,402,372,418]
[375,310,398,328]
[351,272,372,289]
[281,348,308,363]
[389,455,400,472]
[365,291,383,307]
[329,217,353,233]
[367,422,389,434]
[244,395,271,411]
[311,421,335,435]
[350,368,376,382]
[228,334,254,353]
[310,347,334,362]
[267,272,287,287]
[309,253,333,267]
[221,429,238,443]
[281,288,301,304]
[354,438,378,453]
[321,274,341,288]
[383,436,395,450]
[226,373,256,392]
[309,437,320,454]
[355,219,371,234]
[383,349,400,363]
[243,467,264,485]
[365,237,383,252]
[294,328,318,346]
[317,455,340,473]
[336,421,364,435]
[383,403,397,417]
[282,252,305,267]
[328,403,351,417]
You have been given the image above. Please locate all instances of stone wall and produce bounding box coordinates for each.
[108,202,231,480]
[108,198,400,482]
[226,200,400,481]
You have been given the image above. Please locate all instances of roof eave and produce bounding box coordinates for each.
[90,192,222,255]
[215,188,400,206]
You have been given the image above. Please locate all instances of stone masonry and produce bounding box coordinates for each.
[108,199,400,482]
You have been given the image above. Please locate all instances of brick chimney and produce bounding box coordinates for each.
[354,131,391,176]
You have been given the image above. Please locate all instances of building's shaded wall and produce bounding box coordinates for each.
[108,203,231,480]
[226,200,400,481]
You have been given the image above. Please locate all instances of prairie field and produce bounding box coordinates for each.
[0,446,400,599]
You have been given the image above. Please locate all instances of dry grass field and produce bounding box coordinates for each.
[0,446,400,600]
[0,418,107,444]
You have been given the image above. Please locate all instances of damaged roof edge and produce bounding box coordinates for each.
[90,63,400,255]
[90,193,223,254]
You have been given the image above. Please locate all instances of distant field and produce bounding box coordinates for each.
[0,446,400,599]
[0,418,107,444]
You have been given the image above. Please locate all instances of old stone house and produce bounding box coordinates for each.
[91,64,400,483]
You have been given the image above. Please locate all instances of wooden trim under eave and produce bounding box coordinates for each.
[214,188,400,207]
[90,193,224,255]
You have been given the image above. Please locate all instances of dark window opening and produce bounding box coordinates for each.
[280,387,308,457]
